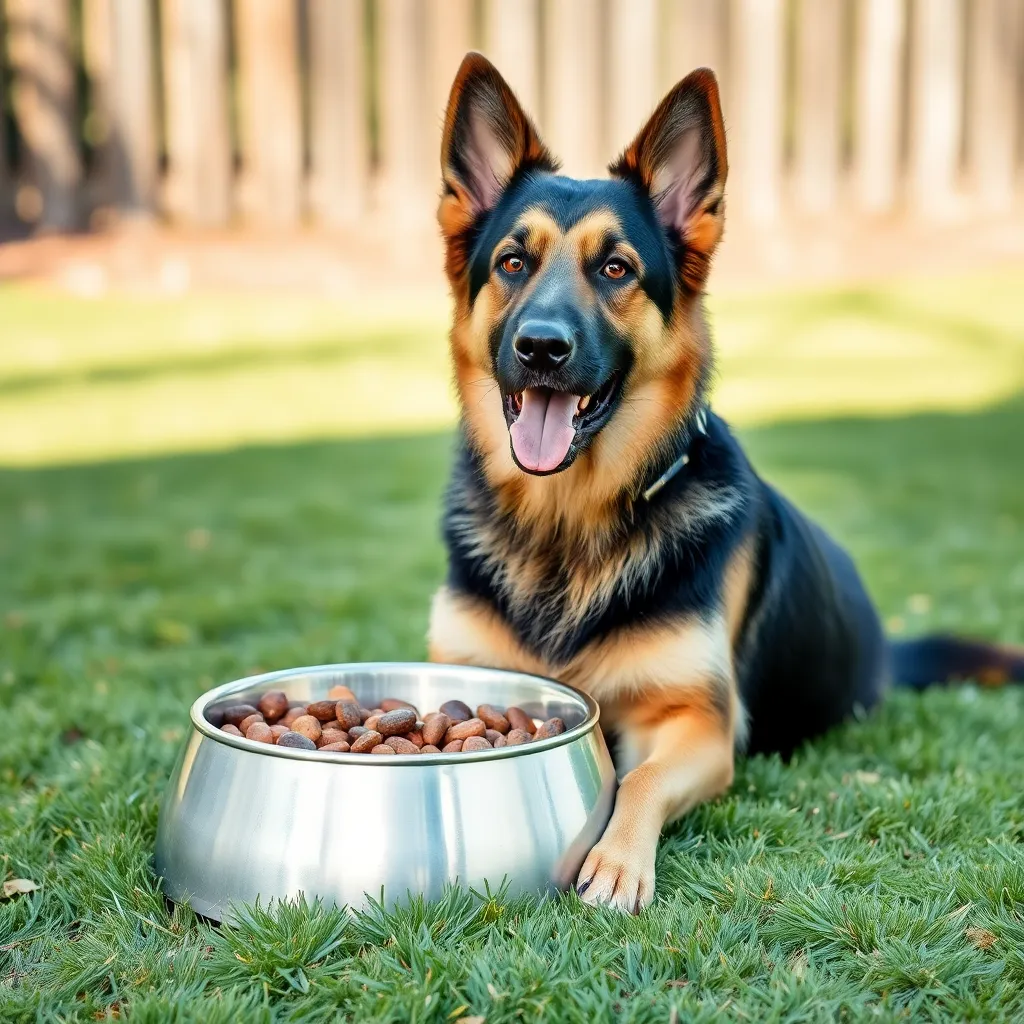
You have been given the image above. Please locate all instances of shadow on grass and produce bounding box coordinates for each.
[1,393,1021,664]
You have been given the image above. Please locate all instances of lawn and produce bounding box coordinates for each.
[1,271,1023,1021]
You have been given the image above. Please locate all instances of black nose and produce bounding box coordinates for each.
[513,322,574,371]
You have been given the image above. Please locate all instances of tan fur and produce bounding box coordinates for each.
[428,586,548,676]
[723,538,756,645]
[429,587,737,732]
[576,704,734,912]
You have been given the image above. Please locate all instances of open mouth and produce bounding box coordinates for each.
[503,373,621,475]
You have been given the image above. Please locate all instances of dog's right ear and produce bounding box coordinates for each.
[439,53,556,250]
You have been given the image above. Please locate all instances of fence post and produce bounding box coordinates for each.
[378,0,431,221]
[854,0,906,215]
[967,0,1022,213]
[608,0,658,156]
[908,0,963,218]
[665,0,728,95]
[235,0,303,226]
[308,0,368,228]
[84,0,159,215]
[161,0,233,226]
[484,0,539,116]
[543,0,603,177]
[794,0,844,214]
[729,0,786,224]
[0,1,9,213]
[426,0,473,184]
[7,0,83,230]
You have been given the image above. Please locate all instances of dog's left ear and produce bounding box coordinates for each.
[610,69,727,291]
[439,54,556,244]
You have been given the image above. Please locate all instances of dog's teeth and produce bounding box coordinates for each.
[578,395,591,412]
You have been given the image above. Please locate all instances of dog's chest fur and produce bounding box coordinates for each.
[434,429,754,709]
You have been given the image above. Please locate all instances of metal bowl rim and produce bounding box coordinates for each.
[190,661,601,765]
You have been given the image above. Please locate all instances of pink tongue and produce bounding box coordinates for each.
[510,388,580,472]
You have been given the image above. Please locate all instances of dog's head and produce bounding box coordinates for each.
[440,54,726,506]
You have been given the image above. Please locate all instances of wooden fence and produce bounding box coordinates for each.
[0,0,1022,233]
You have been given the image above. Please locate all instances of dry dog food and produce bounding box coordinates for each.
[210,686,565,756]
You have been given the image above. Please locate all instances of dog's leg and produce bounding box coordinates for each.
[576,703,734,913]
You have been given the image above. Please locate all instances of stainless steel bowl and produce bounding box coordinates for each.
[155,662,615,922]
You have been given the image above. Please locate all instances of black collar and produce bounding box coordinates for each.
[641,406,709,503]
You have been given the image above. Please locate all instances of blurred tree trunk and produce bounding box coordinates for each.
[161,0,232,226]
[7,0,83,230]
[235,0,303,226]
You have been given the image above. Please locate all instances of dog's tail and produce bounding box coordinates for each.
[890,635,1024,691]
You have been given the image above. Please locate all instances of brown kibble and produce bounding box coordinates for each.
[421,744,442,754]
[477,705,510,733]
[377,708,418,737]
[306,700,340,722]
[506,729,533,746]
[282,707,306,727]
[319,740,351,753]
[421,713,450,746]
[246,722,274,744]
[277,731,316,750]
[380,697,418,715]
[492,734,507,748]
[327,684,358,702]
[220,723,243,737]
[221,704,259,727]
[534,717,566,738]
[258,690,289,723]
[270,724,290,742]
[335,702,362,731]
[462,735,492,752]
[317,728,348,748]
[440,699,472,722]
[385,736,420,755]
[446,718,486,742]
[351,730,383,754]
[371,744,395,755]
[239,713,265,734]
[290,715,322,743]
[442,739,464,753]
[505,707,536,734]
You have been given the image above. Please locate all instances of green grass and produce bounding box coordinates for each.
[1,273,1023,1021]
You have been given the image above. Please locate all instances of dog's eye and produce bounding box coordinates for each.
[500,255,525,274]
[601,260,629,280]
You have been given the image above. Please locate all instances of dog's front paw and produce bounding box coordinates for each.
[575,835,656,914]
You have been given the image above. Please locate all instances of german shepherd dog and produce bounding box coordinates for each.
[427,54,1024,913]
